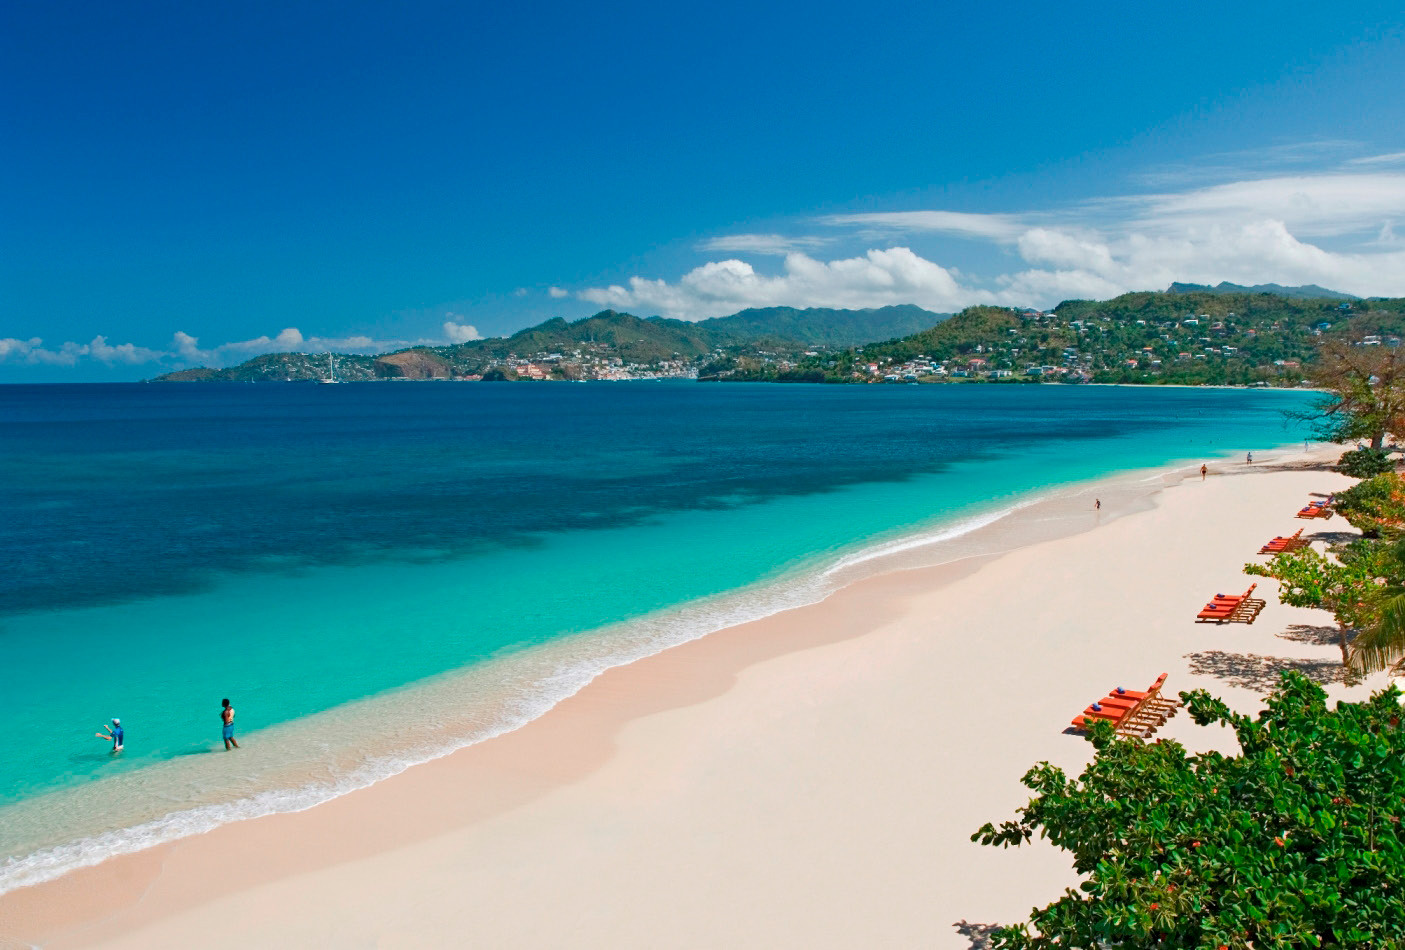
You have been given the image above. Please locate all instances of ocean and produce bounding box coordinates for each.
[0,381,1316,890]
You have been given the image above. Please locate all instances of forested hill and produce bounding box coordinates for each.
[700,304,941,346]
[152,305,949,382]
[714,290,1405,385]
[1166,281,1359,301]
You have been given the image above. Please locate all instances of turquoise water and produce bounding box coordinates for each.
[0,382,1316,888]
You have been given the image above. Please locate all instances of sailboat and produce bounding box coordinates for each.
[318,353,341,384]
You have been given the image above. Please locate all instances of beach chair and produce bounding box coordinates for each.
[1108,674,1183,717]
[1295,500,1332,520]
[1258,528,1307,554]
[1069,674,1182,739]
[1196,583,1265,624]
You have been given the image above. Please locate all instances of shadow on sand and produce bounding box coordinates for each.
[1306,530,1358,546]
[953,920,1004,949]
[1183,649,1342,692]
[1276,623,1345,648]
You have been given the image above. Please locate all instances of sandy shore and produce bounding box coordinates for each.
[2,451,1392,949]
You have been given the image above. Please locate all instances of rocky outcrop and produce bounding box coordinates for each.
[373,349,453,379]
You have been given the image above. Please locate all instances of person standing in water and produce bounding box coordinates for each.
[96,718,123,753]
[1246,451,1254,465]
[220,698,239,750]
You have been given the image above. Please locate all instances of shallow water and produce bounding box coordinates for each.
[0,382,1315,889]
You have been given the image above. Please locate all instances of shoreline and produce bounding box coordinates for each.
[0,441,1300,895]
[2,442,1388,948]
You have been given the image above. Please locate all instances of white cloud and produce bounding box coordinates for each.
[1127,172,1405,239]
[575,169,1405,316]
[818,210,1026,241]
[698,233,830,255]
[0,335,165,366]
[0,338,46,361]
[548,286,569,298]
[442,320,481,343]
[1347,151,1405,166]
[580,248,982,320]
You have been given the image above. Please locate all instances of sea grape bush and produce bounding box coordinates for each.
[1331,471,1405,538]
[1336,446,1396,480]
[972,673,1405,949]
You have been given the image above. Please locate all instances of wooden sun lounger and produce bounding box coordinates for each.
[1259,528,1308,554]
[1196,583,1265,624]
[1070,674,1183,739]
[1296,501,1333,520]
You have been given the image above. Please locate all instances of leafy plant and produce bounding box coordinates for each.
[1337,446,1396,479]
[973,673,1405,949]
[1332,472,1405,537]
[1245,542,1392,671]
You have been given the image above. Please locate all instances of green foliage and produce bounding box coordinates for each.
[701,304,944,347]
[973,673,1405,949]
[1244,542,1390,632]
[1246,538,1405,675]
[1337,447,1396,479]
[1332,473,1405,537]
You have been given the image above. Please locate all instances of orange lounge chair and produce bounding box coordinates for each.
[1070,675,1182,738]
[1296,501,1332,520]
[1196,583,1265,624]
[1259,529,1307,554]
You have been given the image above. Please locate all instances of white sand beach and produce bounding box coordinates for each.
[2,451,1390,949]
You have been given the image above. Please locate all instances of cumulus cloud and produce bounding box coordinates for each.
[169,328,410,366]
[580,248,982,320]
[442,319,481,343]
[2,325,454,373]
[575,168,1405,316]
[548,286,570,298]
[0,335,165,366]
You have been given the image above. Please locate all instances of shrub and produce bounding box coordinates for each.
[1337,446,1395,479]
[973,673,1405,949]
[1332,472,1405,538]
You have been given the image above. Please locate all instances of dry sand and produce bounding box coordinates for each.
[2,453,1391,949]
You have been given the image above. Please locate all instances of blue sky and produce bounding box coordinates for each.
[4,1,1405,380]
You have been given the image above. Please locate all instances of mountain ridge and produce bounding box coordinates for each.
[1166,281,1358,301]
[151,305,951,382]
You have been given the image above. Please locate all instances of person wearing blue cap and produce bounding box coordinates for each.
[96,718,124,752]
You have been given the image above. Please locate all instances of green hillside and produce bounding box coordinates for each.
[715,290,1405,385]
[701,304,945,347]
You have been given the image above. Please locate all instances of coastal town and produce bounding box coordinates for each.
[152,290,1405,387]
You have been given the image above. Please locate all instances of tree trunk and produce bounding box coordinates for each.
[1373,431,1385,450]
[1339,623,1357,685]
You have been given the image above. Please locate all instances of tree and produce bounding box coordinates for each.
[973,673,1405,949]
[1298,339,1405,448]
[1244,542,1391,672]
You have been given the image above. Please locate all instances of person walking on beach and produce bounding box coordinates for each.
[220,698,239,750]
[1094,498,1101,511]
[1200,463,1207,481]
[96,718,123,753]
[1246,451,1253,465]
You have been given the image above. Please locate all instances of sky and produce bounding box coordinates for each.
[4,1,1405,380]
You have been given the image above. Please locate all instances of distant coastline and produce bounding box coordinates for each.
[151,287,1405,388]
